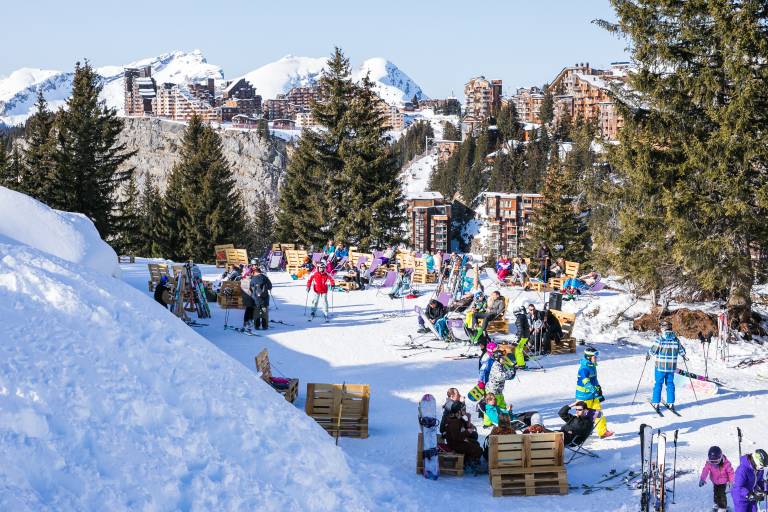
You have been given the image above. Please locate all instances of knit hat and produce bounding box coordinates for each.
[486,341,498,353]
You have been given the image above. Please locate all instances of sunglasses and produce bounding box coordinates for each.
[575,408,585,412]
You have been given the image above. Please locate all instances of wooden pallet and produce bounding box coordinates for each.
[255,349,298,403]
[285,250,308,275]
[488,432,567,497]
[550,309,577,354]
[214,244,235,268]
[118,255,135,263]
[305,383,369,438]
[486,295,509,334]
[224,248,249,268]
[217,281,244,309]
[416,433,464,476]
[412,258,429,284]
[147,263,172,291]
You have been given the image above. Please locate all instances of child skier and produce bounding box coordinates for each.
[575,346,614,438]
[306,266,335,321]
[732,449,767,512]
[478,342,517,427]
[699,445,735,512]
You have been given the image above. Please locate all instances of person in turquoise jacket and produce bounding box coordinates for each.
[574,346,614,438]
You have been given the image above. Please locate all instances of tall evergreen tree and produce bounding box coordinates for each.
[0,136,9,188]
[248,195,275,260]
[525,152,590,261]
[442,121,461,141]
[496,102,522,142]
[138,173,162,257]
[49,61,134,239]
[2,146,24,190]
[21,89,56,202]
[595,0,768,323]
[539,84,555,125]
[113,173,142,255]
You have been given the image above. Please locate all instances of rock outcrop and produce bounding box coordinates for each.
[119,117,287,214]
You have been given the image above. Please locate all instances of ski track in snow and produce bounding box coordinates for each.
[120,261,768,510]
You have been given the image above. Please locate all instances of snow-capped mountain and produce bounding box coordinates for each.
[0,50,222,126]
[0,51,428,126]
[241,55,428,105]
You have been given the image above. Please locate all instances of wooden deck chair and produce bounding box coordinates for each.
[355,255,368,269]
[565,409,601,464]
[375,270,398,295]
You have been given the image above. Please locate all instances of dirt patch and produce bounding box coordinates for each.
[633,307,718,339]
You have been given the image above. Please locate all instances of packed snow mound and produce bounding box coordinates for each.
[242,55,428,104]
[0,242,388,511]
[0,50,223,125]
[0,187,119,278]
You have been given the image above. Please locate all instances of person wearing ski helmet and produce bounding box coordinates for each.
[575,346,614,438]
[306,265,335,320]
[647,319,686,413]
[700,445,735,512]
[513,305,531,368]
[154,275,171,308]
[477,342,515,425]
[732,448,768,512]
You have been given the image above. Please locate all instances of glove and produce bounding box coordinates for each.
[477,381,485,390]
[748,493,758,502]
[698,480,705,487]
[595,385,603,396]
[598,395,605,403]
[756,490,766,501]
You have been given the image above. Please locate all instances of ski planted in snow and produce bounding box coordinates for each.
[640,423,654,512]
[655,432,667,511]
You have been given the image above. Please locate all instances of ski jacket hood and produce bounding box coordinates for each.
[732,454,766,507]
[700,455,734,485]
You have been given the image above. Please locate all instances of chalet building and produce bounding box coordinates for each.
[285,86,322,114]
[406,192,451,253]
[475,192,543,258]
[221,78,262,120]
[124,66,156,116]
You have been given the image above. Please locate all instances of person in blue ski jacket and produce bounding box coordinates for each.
[647,320,686,412]
[575,346,613,438]
[732,449,767,512]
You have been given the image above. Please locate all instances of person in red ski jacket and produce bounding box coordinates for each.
[307,266,335,320]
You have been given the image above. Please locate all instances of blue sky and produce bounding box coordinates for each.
[0,0,629,98]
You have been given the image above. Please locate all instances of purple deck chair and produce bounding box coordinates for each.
[375,270,398,296]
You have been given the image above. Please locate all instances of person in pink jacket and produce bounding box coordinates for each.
[700,445,735,512]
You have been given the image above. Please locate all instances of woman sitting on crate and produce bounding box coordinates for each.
[442,399,484,474]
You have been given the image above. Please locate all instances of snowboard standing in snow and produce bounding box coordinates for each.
[418,394,439,480]
[640,423,655,512]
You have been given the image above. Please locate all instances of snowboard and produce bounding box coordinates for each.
[467,384,485,402]
[418,394,439,480]
[673,372,718,397]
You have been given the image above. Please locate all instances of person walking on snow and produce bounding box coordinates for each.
[249,266,272,330]
[478,342,516,426]
[700,445,735,512]
[575,346,614,438]
[513,305,531,369]
[732,449,767,512]
[306,265,335,320]
[647,320,686,413]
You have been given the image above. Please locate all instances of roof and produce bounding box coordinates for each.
[480,191,542,200]
[407,191,444,200]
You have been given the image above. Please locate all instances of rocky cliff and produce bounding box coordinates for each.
[119,117,287,213]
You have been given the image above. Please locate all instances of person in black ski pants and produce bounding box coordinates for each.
[154,275,170,309]
[249,266,273,330]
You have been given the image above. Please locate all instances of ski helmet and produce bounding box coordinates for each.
[584,346,600,358]
[474,291,485,301]
[160,275,168,285]
[707,446,723,464]
[660,320,672,331]
[751,449,768,469]
[250,258,258,265]
[486,341,498,353]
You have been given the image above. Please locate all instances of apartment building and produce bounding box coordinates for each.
[510,86,544,124]
[285,86,322,114]
[435,140,461,163]
[221,78,262,120]
[263,97,292,121]
[124,66,156,116]
[475,192,543,258]
[463,77,502,122]
[406,192,451,253]
[153,83,218,122]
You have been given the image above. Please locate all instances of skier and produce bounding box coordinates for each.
[388,268,411,299]
[535,241,552,282]
[306,265,335,321]
[249,266,272,330]
[496,255,512,281]
[478,343,516,427]
[647,320,686,413]
[732,449,767,512]
[575,346,614,438]
[513,305,530,369]
[153,275,170,308]
[699,445,735,512]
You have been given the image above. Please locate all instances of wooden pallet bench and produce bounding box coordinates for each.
[217,281,244,309]
[416,433,464,476]
[118,255,135,263]
[224,248,249,268]
[255,349,298,403]
[549,309,577,354]
[488,432,567,497]
[285,249,308,275]
[486,295,509,334]
[305,383,369,438]
[214,243,235,268]
[147,263,172,291]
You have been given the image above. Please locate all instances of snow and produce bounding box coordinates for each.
[0,186,119,278]
[401,153,437,199]
[0,68,61,102]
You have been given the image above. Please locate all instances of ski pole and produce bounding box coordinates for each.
[270,291,279,311]
[671,429,678,504]
[681,357,699,403]
[737,427,743,458]
[304,289,309,316]
[632,356,650,404]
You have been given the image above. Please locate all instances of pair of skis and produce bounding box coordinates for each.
[640,424,679,511]
[649,401,681,417]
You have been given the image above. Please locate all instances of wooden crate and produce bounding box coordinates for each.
[549,309,577,354]
[255,349,298,403]
[488,432,567,497]
[416,432,464,476]
[217,281,244,309]
[285,250,308,275]
[224,248,248,267]
[412,258,429,284]
[486,295,509,334]
[214,244,235,268]
[280,243,296,251]
[564,261,580,278]
[305,383,370,438]
[147,263,172,291]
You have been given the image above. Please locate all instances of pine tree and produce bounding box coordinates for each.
[0,136,10,188]
[113,173,142,255]
[595,0,768,323]
[49,61,135,239]
[248,195,275,259]
[2,146,24,190]
[525,152,590,261]
[442,121,461,141]
[21,89,56,202]
[496,102,522,142]
[138,173,162,257]
[539,85,554,125]
[154,162,187,260]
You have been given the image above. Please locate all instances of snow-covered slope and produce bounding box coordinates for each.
[0,50,222,126]
[0,191,400,511]
[0,186,119,278]
[242,55,428,104]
